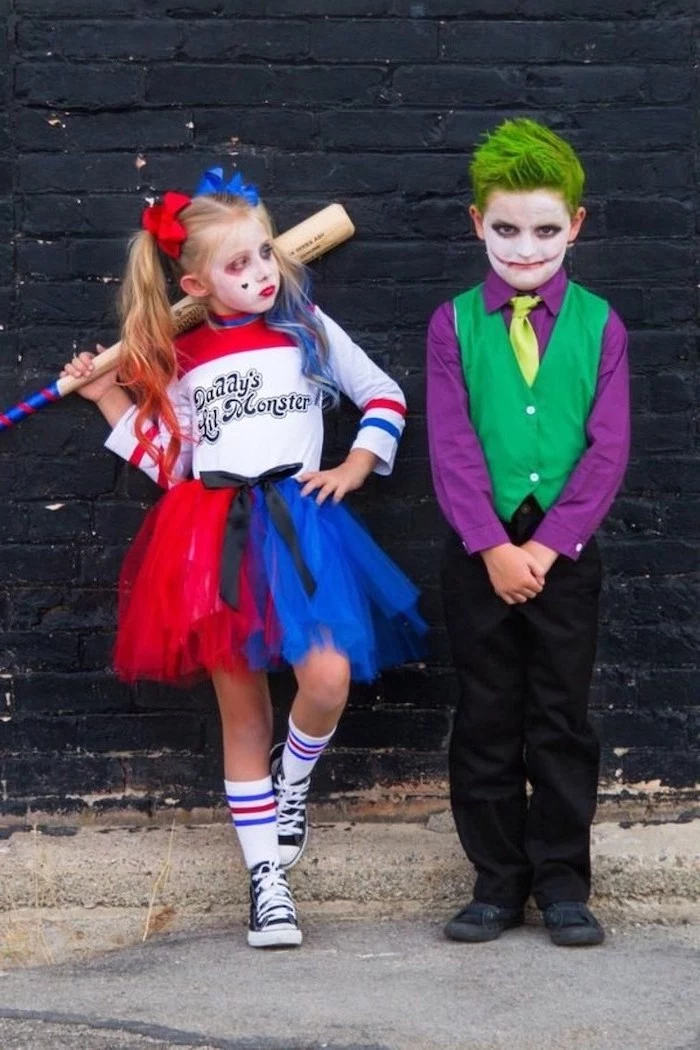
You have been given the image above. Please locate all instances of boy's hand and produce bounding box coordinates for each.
[60,345,118,403]
[299,449,377,505]
[520,539,558,575]
[481,542,546,605]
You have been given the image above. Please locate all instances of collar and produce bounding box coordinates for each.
[208,310,261,328]
[482,267,568,316]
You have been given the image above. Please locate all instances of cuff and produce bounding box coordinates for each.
[461,520,510,555]
[533,519,590,561]
[351,429,397,476]
[104,404,138,460]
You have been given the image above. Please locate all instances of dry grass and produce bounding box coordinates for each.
[142,819,177,943]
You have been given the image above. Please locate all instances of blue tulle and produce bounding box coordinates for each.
[245,478,427,681]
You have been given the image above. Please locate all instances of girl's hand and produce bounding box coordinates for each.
[299,449,377,505]
[60,345,118,403]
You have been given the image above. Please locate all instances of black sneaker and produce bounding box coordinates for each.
[444,899,524,943]
[270,742,310,870]
[542,901,605,947]
[248,860,302,949]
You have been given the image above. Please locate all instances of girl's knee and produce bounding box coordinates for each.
[298,650,350,705]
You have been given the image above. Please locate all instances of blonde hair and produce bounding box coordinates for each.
[118,193,330,481]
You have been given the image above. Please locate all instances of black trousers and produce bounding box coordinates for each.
[442,501,602,909]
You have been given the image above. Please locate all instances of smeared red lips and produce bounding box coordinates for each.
[260,285,276,298]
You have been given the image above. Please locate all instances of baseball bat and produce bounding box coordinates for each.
[0,202,355,431]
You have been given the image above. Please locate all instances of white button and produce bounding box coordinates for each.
[529,472,540,483]
[526,405,536,415]
[575,543,583,552]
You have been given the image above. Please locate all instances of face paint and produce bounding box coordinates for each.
[471,190,584,292]
[192,216,281,316]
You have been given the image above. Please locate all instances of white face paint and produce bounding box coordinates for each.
[191,216,280,316]
[471,190,585,292]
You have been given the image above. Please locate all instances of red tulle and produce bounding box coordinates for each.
[115,480,264,684]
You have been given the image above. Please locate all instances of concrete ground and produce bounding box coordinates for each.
[0,918,699,1050]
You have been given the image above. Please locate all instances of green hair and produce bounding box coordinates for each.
[470,118,585,215]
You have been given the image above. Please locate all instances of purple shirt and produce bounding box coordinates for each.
[426,268,631,560]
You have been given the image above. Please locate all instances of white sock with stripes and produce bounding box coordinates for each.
[224,776,279,870]
[282,717,335,786]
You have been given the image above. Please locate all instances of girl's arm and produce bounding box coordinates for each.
[104,378,194,489]
[61,348,194,488]
[315,307,406,476]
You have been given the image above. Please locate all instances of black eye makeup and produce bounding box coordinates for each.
[491,222,518,237]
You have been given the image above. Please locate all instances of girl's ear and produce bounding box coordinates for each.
[180,273,210,299]
[469,204,486,240]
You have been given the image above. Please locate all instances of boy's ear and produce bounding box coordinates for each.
[469,204,486,240]
[568,206,586,244]
[180,273,210,299]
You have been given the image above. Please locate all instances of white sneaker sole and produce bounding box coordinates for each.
[248,926,303,949]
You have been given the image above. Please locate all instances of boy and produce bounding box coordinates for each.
[426,119,630,947]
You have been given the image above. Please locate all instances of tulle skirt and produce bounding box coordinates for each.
[115,477,427,685]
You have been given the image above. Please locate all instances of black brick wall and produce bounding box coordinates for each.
[1,1,698,818]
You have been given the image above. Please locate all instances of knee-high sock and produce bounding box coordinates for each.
[282,717,335,785]
[225,776,279,870]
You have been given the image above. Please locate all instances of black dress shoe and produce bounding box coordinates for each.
[444,900,524,943]
[542,901,605,947]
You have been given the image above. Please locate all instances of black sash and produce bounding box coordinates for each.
[200,465,317,610]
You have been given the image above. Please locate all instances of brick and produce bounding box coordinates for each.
[1,631,81,672]
[0,545,78,584]
[16,20,182,59]
[393,65,525,106]
[18,282,116,325]
[633,414,691,454]
[649,372,695,413]
[310,20,437,61]
[626,456,700,494]
[521,0,693,17]
[605,197,693,239]
[15,64,143,108]
[193,108,315,150]
[14,109,194,152]
[20,195,138,237]
[16,0,139,12]
[182,20,309,60]
[319,110,445,151]
[79,713,204,753]
[526,66,646,105]
[440,20,693,63]
[146,64,385,105]
[18,152,147,193]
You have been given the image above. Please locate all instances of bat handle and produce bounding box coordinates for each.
[0,381,62,431]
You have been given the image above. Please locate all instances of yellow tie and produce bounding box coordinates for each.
[509,295,542,387]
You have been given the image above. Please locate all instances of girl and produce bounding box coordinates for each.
[62,169,426,949]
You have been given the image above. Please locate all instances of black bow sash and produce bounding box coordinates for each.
[200,464,317,610]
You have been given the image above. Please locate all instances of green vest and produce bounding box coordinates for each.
[454,281,608,520]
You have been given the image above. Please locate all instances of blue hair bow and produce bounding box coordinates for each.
[194,167,260,205]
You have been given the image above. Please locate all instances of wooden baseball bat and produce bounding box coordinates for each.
[58,202,355,395]
[0,203,355,430]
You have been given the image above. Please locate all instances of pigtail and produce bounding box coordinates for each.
[118,230,183,481]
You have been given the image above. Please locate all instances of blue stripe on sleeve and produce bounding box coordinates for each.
[359,417,402,441]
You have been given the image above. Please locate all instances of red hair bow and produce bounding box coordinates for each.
[141,191,192,259]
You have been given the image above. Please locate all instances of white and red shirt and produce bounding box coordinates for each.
[105,307,407,487]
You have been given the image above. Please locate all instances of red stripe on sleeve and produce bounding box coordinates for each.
[363,398,407,417]
[128,423,159,468]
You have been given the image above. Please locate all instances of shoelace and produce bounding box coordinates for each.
[251,863,297,926]
[274,774,310,836]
